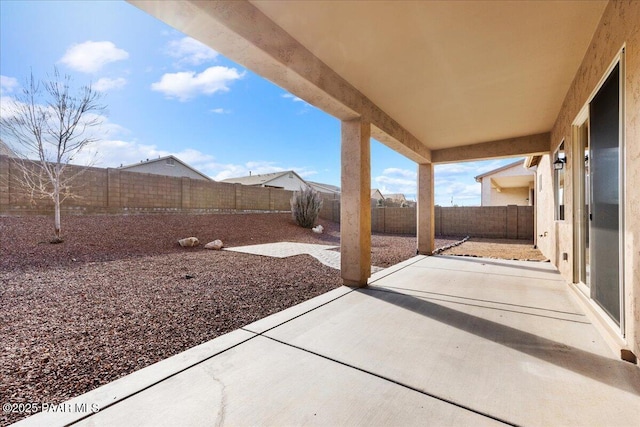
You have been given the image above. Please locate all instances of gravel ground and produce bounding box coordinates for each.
[1,213,461,425]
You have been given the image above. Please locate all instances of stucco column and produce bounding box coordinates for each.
[417,163,435,255]
[341,119,371,286]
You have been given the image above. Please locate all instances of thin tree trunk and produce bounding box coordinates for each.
[53,181,62,242]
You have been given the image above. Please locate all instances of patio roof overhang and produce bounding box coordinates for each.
[129,0,607,163]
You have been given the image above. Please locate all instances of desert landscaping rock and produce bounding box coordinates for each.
[178,237,200,247]
[204,239,224,250]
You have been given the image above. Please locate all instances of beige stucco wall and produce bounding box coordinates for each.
[265,174,308,192]
[479,163,534,206]
[540,0,640,356]
[481,181,530,206]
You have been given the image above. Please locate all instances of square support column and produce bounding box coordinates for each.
[341,119,371,286]
[417,163,435,255]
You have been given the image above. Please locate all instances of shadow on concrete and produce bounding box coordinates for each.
[375,285,585,316]
[358,287,640,396]
[434,255,555,275]
[368,286,590,324]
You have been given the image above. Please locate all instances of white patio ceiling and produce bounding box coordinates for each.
[130,0,608,160]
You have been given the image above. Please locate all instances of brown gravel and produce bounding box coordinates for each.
[0,213,462,424]
[440,237,547,261]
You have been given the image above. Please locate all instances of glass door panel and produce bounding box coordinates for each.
[589,63,620,325]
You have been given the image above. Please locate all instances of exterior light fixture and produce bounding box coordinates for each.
[553,158,565,170]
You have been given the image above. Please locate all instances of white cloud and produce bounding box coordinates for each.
[166,37,219,66]
[281,92,315,115]
[0,75,18,94]
[381,167,416,179]
[59,41,129,73]
[94,77,127,92]
[373,168,417,196]
[435,179,481,206]
[151,66,244,101]
[210,108,229,114]
[282,93,305,103]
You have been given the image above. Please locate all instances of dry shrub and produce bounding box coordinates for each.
[291,186,323,228]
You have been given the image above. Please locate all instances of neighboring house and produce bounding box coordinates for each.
[370,189,385,202]
[308,181,341,196]
[118,155,212,181]
[383,193,407,203]
[0,140,17,158]
[474,160,535,206]
[222,170,308,191]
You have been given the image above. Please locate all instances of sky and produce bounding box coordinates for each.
[0,0,519,206]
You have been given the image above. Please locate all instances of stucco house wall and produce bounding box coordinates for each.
[264,173,308,191]
[478,162,534,206]
[480,181,530,206]
[537,0,640,357]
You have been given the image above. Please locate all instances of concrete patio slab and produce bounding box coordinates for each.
[263,256,640,426]
[75,335,503,427]
[244,286,354,334]
[13,255,640,427]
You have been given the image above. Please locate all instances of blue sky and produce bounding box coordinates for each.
[0,0,518,206]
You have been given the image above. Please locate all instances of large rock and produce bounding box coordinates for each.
[205,239,224,250]
[178,237,200,247]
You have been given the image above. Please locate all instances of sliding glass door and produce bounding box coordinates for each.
[588,64,621,325]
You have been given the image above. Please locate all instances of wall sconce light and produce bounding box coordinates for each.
[553,158,565,170]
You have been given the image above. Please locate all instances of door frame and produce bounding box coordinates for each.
[571,47,625,336]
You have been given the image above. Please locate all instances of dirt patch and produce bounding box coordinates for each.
[0,213,462,424]
[440,237,547,261]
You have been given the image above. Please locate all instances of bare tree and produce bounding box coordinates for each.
[0,69,105,242]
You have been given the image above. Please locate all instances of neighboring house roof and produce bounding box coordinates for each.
[370,189,385,200]
[119,155,212,181]
[474,160,526,182]
[222,170,308,188]
[0,140,17,158]
[308,181,341,194]
[383,193,407,202]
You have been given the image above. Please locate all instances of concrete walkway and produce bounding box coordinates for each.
[225,241,384,273]
[14,256,640,426]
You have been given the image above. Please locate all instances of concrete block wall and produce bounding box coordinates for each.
[119,171,182,209]
[436,206,533,239]
[0,155,294,215]
[271,188,293,211]
[0,155,533,239]
[319,194,340,222]
[516,206,534,240]
[0,156,10,209]
[237,185,270,210]
[371,207,416,234]
[318,194,533,239]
